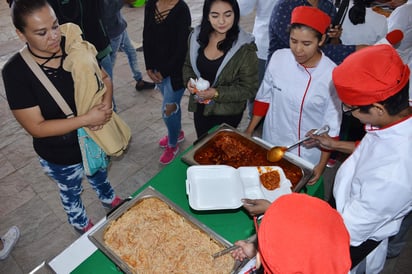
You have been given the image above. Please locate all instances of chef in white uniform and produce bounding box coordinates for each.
[387,0,412,102]
[387,0,412,64]
[341,0,388,45]
[245,6,341,185]
[331,44,412,273]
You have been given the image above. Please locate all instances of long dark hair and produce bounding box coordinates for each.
[10,0,49,33]
[348,0,373,25]
[197,0,240,54]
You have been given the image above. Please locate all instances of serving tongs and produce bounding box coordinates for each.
[212,245,241,259]
[212,234,257,259]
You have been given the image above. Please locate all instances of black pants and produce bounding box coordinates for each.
[350,239,382,269]
[194,104,243,138]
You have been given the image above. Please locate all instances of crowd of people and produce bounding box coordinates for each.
[2,0,411,273]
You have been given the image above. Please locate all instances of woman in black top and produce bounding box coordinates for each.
[143,0,191,164]
[3,0,121,234]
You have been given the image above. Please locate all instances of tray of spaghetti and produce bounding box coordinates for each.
[88,186,240,274]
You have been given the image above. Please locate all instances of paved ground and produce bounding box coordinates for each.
[0,0,410,273]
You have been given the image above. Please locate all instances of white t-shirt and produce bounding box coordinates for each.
[341,2,388,45]
[238,0,278,60]
[388,0,412,64]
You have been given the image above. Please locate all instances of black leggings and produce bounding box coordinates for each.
[194,104,243,138]
[350,239,382,269]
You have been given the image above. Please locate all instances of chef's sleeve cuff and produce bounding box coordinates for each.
[253,100,269,116]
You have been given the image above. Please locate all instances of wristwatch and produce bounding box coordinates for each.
[213,89,219,100]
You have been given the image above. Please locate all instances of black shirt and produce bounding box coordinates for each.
[143,0,191,90]
[2,43,82,165]
[196,49,225,84]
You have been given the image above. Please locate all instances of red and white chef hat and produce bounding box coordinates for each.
[333,44,410,105]
[290,6,331,34]
[258,193,351,274]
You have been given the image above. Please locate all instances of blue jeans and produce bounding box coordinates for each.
[99,54,113,80]
[109,29,142,82]
[156,77,184,147]
[39,158,115,229]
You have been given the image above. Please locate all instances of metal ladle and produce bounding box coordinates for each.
[267,125,330,162]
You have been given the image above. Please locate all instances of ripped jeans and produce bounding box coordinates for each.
[156,77,184,147]
[39,158,115,229]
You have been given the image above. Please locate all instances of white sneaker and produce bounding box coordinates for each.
[0,226,20,260]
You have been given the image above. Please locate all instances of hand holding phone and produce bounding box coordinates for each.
[327,24,343,39]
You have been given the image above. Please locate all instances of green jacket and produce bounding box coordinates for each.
[183,26,259,116]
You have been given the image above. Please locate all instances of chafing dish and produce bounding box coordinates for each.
[181,124,313,192]
[88,187,245,273]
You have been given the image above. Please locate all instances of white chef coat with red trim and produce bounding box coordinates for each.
[255,48,341,166]
[334,116,412,273]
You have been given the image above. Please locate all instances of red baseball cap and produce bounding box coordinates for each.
[291,6,331,34]
[258,193,351,274]
[333,44,410,105]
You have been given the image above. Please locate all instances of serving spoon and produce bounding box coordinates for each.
[267,125,330,162]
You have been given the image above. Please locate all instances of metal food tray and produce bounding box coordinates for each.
[181,124,313,193]
[88,186,246,273]
[29,261,55,274]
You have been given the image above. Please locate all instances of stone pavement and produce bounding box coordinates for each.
[0,1,410,273]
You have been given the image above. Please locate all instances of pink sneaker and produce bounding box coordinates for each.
[159,131,185,148]
[102,196,123,210]
[110,196,124,208]
[326,158,337,168]
[75,220,94,234]
[159,146,179,164]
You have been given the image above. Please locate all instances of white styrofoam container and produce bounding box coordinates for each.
[186,165,292,211]
[239,166,292,202]
[186,165,245,210]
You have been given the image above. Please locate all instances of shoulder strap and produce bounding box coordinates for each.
[333,0,350,27]
[19,46,74,118]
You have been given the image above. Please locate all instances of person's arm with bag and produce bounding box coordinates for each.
[11,104,111,138]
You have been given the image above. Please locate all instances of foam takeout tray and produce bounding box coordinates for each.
[186,165,292,211]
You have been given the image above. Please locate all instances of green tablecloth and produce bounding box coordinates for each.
[72,147,324,273]
[72,150,255,273]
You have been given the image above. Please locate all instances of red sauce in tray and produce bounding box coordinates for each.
[193,131,303,187]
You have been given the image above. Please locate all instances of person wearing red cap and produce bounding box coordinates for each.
[232,193,351,273]
[245,6,341,210]
[308,44,412,273]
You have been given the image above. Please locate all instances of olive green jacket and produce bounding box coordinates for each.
[183,26,259,116]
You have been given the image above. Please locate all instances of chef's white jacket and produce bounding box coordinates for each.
[409,58,412,105]
[387,0,412,64]
[387,0,412,105]
[334,116,412,273]
[341,2,387,45]
[256,48,341,166]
